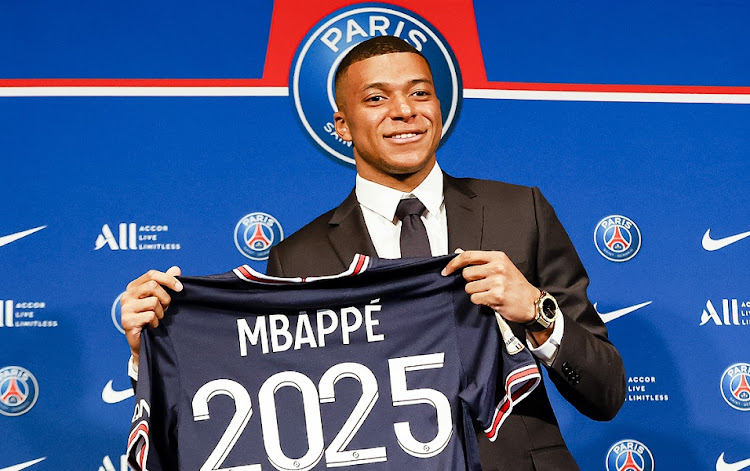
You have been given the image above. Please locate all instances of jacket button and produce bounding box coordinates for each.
[562,362,571,373]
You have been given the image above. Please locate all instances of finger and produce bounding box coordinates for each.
[122,309,159,331]
[461,264,502,282]
[130,280,173,307]
[442,250,489,276]
[166,266,182,282]
[122,297,166,327]
[127,269,183,293]
[464,278,494,295]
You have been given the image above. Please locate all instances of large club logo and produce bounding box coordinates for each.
[606,439,655,471]
[720,363,750,411]
[291,3,462,164]
[0,366,39,416]
[594,215,642,262]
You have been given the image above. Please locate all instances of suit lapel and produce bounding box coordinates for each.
[444,174,484,252]
[327,189,378,267]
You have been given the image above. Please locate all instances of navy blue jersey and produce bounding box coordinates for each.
[127,255,540,471]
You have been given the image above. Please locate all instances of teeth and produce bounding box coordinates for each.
[391,133,417,139]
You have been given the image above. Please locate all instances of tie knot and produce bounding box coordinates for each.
[395,198,427,221]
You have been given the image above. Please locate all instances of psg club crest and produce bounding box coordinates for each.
[720,363,750,411]
[594,215,642,262]
[290,2,462,164]
[234,212,284,261]
[0,366,39,416]
[606,439,655,471]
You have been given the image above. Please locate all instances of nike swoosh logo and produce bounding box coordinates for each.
[717,452,750,471]
[703,228,750,251]
[594,301,652,323]
[0,226,47,248]
[0,458,46,471]
[102,379,134,404]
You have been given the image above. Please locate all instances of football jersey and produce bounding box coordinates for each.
[127,255,540,471]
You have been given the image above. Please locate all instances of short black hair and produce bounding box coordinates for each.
[334,36,431,104]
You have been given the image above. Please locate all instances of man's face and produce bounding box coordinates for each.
[334,52,442,188]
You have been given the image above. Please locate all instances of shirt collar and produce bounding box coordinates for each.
[356,162,444,222]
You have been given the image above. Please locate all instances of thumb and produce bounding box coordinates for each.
[166,265,182,276]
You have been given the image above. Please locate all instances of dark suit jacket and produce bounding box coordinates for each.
[267,174,626,471]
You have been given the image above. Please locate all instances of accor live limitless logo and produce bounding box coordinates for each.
[701,299,750,326]
[95,223,180,251]
[0,299,57,328]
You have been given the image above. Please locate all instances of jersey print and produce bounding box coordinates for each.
[127,255,540,471]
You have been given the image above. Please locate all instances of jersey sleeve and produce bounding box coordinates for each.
[454,290,541,442]
[127,324,180,471]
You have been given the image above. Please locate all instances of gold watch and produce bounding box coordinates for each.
[525,290,560,332]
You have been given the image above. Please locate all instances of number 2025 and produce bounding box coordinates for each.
[192,352,453,471]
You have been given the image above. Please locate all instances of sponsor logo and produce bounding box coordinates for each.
[703,228,750,251]
[290,3,462,164]
[594,215,642,262]
[95,223,181,251]
[0,458,46,471]
[717,453,750,471]
[0,366,39,416]
[0,299,57,329]
[234,212,284,261]
[102,380,134,404]
[606,439,655,471]
[98,454,130,471]
[0,226,46,248]
[701,299,750,326]
[626,375,669,402]
[595,301,652,323]
[720,363,750,411]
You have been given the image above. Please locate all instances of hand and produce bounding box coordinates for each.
[120,266,183,364]
[442,250,540,325]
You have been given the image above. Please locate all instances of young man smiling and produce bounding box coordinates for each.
[122,37,625,471]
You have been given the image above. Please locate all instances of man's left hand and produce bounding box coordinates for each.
[442,250,540,325]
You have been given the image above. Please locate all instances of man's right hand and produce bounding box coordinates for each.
[120,266,183,365]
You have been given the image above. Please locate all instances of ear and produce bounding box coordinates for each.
[333,111,352,142]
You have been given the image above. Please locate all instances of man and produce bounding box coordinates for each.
[122,36,625,470]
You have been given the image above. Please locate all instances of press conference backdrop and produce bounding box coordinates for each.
[1,1,748,470]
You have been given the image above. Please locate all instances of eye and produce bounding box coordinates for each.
[412,90,431,98]
[366,95,385,103]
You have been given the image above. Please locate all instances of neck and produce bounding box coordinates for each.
[356,159,436,193]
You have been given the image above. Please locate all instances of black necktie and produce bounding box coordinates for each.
[395,198,431,257]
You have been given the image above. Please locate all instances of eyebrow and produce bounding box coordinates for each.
[361,78,433,92]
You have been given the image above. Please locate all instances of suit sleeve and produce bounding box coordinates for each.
[127,325,180,471]
[532,186,626,421]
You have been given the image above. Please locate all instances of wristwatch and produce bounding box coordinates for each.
[525,290,561,332]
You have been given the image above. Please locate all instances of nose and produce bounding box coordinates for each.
[389,93,414,120]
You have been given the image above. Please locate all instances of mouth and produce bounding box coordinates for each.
[384,131,425,143]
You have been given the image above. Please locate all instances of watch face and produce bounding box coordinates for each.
[542,298,557,319]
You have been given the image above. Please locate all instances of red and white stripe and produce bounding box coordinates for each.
[484,364,541,441]
[1,79,749,104]
[233,254,370,284]
[126,420,150,471]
